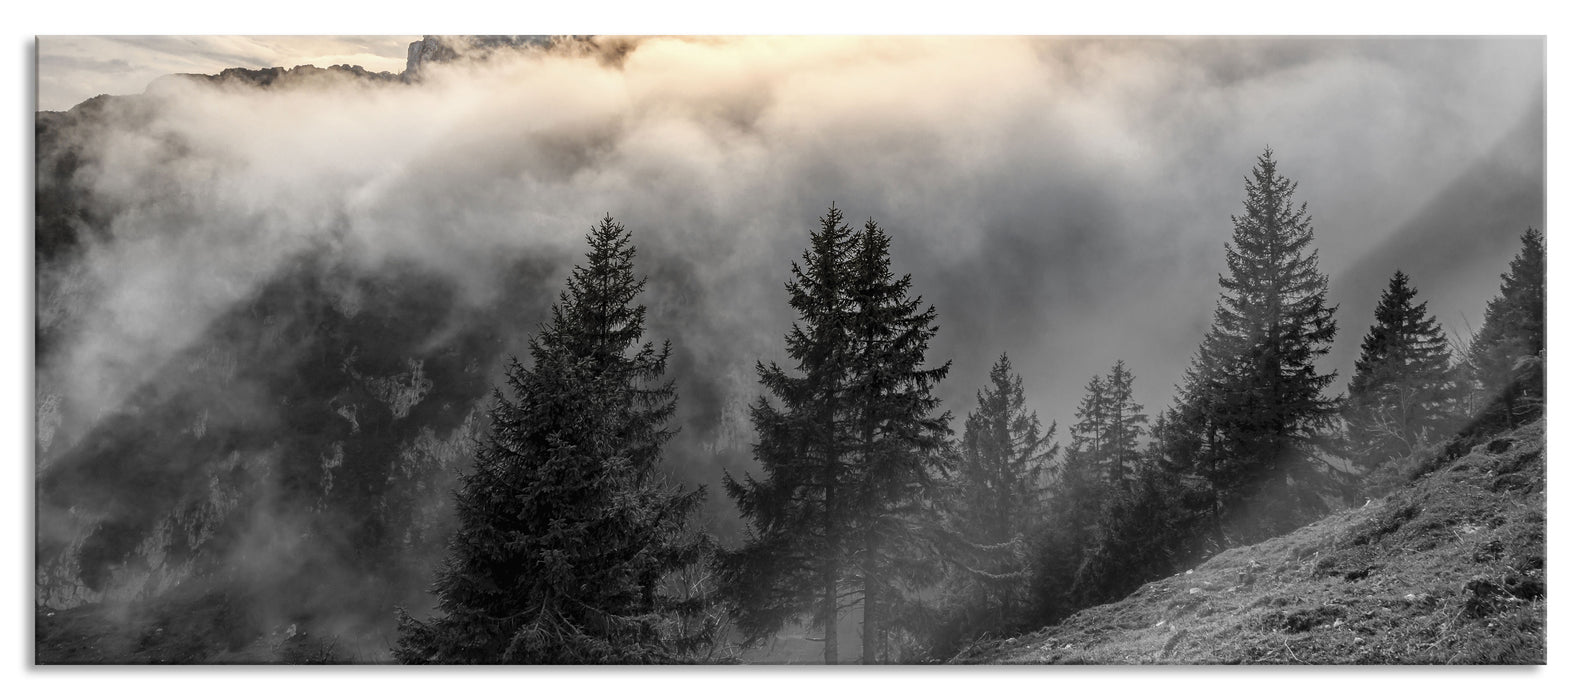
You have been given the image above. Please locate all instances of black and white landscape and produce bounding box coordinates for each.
[34,35,1545,664]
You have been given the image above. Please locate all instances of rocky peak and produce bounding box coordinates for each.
[403,35,559,77]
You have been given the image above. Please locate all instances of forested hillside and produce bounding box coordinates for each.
[957,416,1545,664]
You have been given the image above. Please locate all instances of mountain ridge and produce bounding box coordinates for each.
[37,35,596,116]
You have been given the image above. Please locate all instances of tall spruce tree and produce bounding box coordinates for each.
[946,353,1056,633]
[846,218,954,663]
[1468,227,1545,426]
[1344,270,1455,468]
[393,216,711,664]
[721,206,951,664]
[1167,148,1341,546]
[721,205,857,664]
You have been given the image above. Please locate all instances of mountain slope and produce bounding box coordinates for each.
[958,418,1546,664]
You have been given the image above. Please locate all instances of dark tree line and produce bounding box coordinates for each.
[390,150,1544,663]
[1028,360,1151,623]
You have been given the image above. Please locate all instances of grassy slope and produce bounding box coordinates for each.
[958,419,1546,665]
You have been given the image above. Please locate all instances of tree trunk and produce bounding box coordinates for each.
[824,487,839,665]
[858,416,879,664]
[824,563,838,665]
[999,582,1011,628]
[862,531,877,664]
[821,401,841,666]
[1210,494,1229,551]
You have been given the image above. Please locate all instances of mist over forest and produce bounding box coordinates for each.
[34,35,1545,664]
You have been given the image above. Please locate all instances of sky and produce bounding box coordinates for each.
[36,36,415,111]
[32,35,1545,462]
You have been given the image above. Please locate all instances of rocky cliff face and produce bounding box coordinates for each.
[403,35,559,77]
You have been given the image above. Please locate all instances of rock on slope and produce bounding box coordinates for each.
[958,418,1545,664]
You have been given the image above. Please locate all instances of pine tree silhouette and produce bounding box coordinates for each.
[394,216,711,664]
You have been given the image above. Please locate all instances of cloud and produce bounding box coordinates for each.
[38,35,1545,444]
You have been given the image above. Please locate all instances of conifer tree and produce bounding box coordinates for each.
[1468,227,1545,425]
[1164,148,1341,545]
[721,205,857,664]
[1344,270,1455,468]
[721,206,952,665]
[1060,371,1121,521]
[1060,362,1148,525]
[1066,374,1109,479]
[1096,361,1148,489]
[846,218,954,663]
[944,353,1055,633]
[393,216,711,664]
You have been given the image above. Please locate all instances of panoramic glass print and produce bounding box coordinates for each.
[35,35,1545,664]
